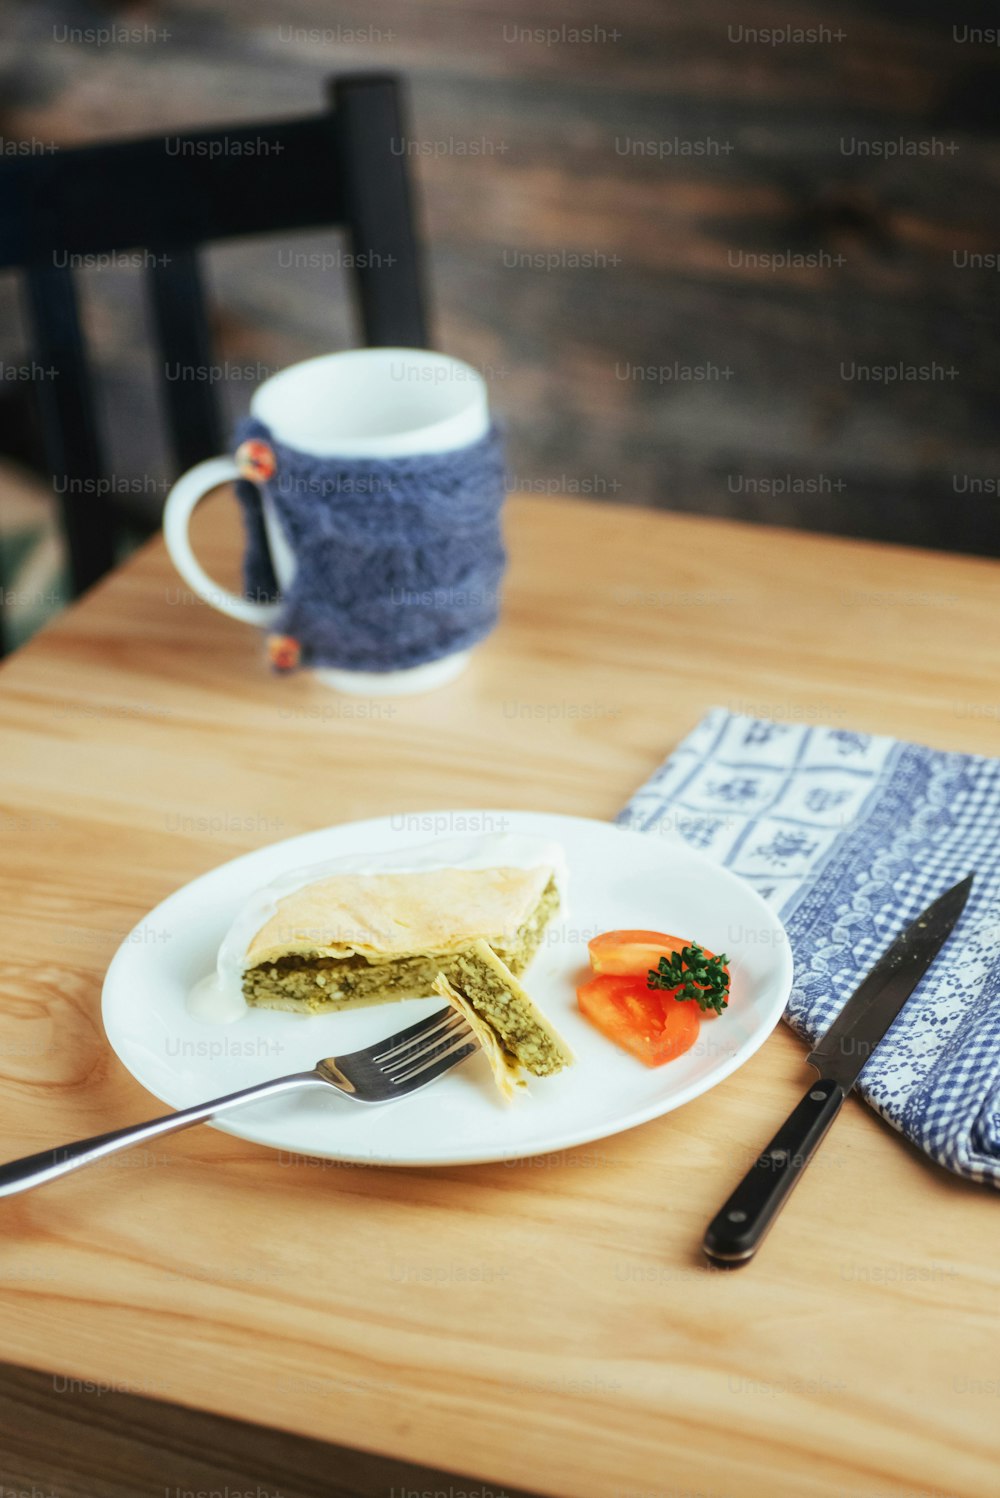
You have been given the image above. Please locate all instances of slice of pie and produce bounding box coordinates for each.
[433,939,574,1098]
[222,835,574,1096]
[237,855,560,1015]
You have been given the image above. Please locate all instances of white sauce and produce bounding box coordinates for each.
[185,971,247,1024]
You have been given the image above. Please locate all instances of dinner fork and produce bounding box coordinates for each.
[0,1006,477,1198]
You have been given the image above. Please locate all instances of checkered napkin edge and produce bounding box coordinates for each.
[617,707,1000,1186]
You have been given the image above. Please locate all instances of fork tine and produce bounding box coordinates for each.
[378,1011,469,1075]
[317,1005,478,1106]
[333,1004,455,1068]
[389,1034,479,1091]
[371,1005,462,1064]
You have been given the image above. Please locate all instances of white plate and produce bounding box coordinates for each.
[102,811,793,1167]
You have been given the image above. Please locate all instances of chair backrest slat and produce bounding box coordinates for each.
[147,247,224,471]
[0,118,344,267]
[333,76,428,348]
[24,262,116,592]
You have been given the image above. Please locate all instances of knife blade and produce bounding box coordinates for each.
[702,873,974,1268]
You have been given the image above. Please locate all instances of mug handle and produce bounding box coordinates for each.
[162,457,282,626]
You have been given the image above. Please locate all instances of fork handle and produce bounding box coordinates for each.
[0,1070,323,1199]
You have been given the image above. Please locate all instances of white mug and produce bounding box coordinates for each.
[162,347,492,694]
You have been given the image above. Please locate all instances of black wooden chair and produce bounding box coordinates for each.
[0,72,429,624]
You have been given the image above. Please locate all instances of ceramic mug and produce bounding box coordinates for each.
[162,347,496,694]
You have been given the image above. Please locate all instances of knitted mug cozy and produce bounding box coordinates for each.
[232,416,508,673]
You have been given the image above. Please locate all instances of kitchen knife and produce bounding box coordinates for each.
[703,873,974,1268]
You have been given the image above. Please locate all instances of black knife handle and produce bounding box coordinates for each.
[703,1079,846,1267]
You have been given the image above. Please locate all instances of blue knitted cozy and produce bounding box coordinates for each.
[232,416,507,673]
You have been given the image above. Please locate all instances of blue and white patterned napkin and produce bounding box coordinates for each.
[618,708,1000,1185]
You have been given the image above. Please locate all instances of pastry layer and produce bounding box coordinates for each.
[246,864,555,964]
[243,875,559,1013]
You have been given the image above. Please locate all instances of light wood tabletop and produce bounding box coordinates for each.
[0,491,997,1498]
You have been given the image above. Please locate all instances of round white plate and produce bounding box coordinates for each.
[102,810,793,1167]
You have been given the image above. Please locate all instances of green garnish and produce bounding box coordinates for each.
[647,943,730,1015]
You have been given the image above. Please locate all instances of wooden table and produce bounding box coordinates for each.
[0,493,997,1498]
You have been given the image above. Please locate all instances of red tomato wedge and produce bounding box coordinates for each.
[587,929,730,1015]
[588,929,692,977]
[577,974,700,1067]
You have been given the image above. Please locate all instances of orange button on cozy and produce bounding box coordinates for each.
[267,634,300,672]
[235,438,277,483]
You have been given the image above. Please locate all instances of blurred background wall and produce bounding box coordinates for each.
[1,0,998,642]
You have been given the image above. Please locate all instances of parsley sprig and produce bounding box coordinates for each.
[647,943,730,1015]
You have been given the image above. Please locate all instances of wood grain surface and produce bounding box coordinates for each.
[0,490,998,1498]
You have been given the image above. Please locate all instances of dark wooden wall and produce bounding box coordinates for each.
[1,0,999,555]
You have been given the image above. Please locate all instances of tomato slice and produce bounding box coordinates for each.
[588,929,729,1014]
[577,973,700,1067]
[588,929,693,977]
